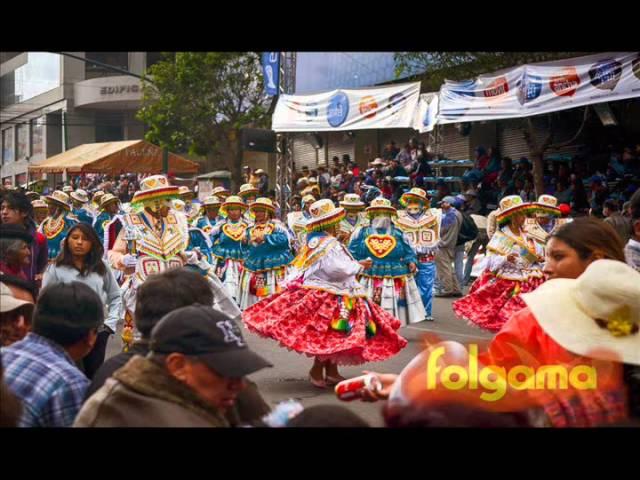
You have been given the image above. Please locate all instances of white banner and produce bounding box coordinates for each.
[438,52,640,124]
[272,82,420,132]
[413,93,439,133]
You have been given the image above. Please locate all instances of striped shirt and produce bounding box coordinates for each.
[1,333,89,427]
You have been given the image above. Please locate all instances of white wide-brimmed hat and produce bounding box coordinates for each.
[534,194,561,216]
[522,259,640,365]
[340,193,365,209]
[305,199,345,232]
[131,175,179,206]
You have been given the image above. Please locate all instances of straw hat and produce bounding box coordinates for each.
[212,186,230,199]
[99,193,120,210]
[25,191,40,200]
[339,193,365,209]
[31,199,48,211]
[254,169,265,175]
[533,194,561,216]
[305,199,345,233]
[400,187,430,207]
[44,190,72,211]
[131,175,179,206]
[522,260,640,365]
[301,194,316,206]
[308,177,318,184]
[202,195,222,207]
[366,197,397,218]
[62,185,73,194]
[70,189,89,204]
[238,183,259,199]
[92,190,105,203]
[221,195,248,213]
[178,186,195,199]
[496,195,533,225]
[249,197,276,215]
[371,158,386,167]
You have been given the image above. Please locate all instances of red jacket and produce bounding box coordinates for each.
[481,307,628,427]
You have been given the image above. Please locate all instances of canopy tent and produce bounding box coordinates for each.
[28,140,200,175]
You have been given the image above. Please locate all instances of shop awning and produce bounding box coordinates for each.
[28,140,200,175]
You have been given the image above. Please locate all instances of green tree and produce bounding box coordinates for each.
[395,52,589,195]
[137,52,270,189]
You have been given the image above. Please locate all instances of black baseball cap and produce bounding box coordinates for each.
[150,305,272,378]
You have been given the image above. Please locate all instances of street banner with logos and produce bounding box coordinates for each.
[437,52,640,124]
[272,82,420,132]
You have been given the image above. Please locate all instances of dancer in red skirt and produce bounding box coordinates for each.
[242,199,408,388]
[452,195,545,332]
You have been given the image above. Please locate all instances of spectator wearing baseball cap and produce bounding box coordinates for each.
[75,304,272,427]
[85,268,270,423]
[0,281,34,347]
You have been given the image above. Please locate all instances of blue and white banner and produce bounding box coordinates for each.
[436,51,640,124]
[272,82,420,132]
[262,52,280,97]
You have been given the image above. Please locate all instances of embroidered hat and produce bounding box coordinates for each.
[305,199,345,233]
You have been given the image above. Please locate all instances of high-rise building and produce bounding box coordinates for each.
[1,52,165,186]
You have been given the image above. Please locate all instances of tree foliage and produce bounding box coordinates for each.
[394,52,585,91]
[137,52,270,187]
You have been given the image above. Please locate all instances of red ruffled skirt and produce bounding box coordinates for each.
[452,270,545,332]
[242,285,408,365]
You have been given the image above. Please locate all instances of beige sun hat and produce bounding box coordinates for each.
[0,282,34,314]
[69,189,89,204]
[522,259,640,365]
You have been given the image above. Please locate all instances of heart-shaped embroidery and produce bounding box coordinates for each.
[365,234,397,259]
[223,223,247,242]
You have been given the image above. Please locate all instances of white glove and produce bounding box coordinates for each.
[123,254,138,268]
[184,250,199,265]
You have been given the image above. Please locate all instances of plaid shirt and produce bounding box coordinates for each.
[1,333,89,427]
[625,238,640,273]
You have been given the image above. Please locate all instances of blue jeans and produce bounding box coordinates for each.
[455,244,465,288]
[415,261,436,316]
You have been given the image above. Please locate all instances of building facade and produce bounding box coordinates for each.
[1,52,164,186]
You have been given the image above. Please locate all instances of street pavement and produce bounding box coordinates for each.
[105,292,493,427]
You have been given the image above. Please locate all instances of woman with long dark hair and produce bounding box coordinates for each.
[42,222,122,378]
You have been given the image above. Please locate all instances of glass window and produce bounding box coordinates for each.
[31,117,44,156]
[2,128,15,164]
[85,52,129,79]
[16,123,30,159]
[1,71,16,106]
[1,53,60,108]
[14,52,61,103]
